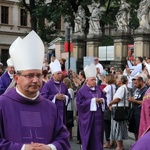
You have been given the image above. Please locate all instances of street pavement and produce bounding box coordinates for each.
[70,122,135,150]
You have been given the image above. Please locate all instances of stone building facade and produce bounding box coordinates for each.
[0,0,68,66]
[0,0,31,66]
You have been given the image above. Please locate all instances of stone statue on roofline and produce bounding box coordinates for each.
[87,2,102,35]
[74,5,86,35]
[137,0,150,30]
[115,0,131,32]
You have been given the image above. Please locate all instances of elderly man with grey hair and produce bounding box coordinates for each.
[76,63,106,150]
[0,58,15,95]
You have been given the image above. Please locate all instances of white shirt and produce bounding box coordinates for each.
[112,84,129,107]
[145,62,150,75]
[127,61,142,77]
[95,63,104,74]
[67,88,74,111]
[103,84,116,106]
[123,72,132,89]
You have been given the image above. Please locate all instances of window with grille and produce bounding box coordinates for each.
[1,6,9,24]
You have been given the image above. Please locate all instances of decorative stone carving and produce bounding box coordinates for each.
[137,0,150,30]
[115,0,131,31]
[88,2,102,35]
[74,5,86,35]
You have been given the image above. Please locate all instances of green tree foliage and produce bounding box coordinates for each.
[19,0,141,44]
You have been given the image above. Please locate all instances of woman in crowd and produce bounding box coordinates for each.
[109,75,129,150]
[40,70,50,91]
[78,70,86,87]
[42,70,49,83]
[69,70,86,144]
[59,58,68,79]
[103,74,116,148]
[63,78,74,140]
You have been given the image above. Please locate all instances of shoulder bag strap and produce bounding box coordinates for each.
[111,85,113,101]
[123,86,126,108]
[116,86,126,108]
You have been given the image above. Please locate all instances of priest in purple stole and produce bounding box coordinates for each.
[0,58,15,95]
[76,64,106,150]
[0,37,22,95]
[0,31,70,150]
[41,59,70,125]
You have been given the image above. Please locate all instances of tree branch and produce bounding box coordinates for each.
[22,0,31,12]
[106,0,112,15]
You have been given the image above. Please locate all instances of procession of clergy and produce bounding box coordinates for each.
[0,30,150,150]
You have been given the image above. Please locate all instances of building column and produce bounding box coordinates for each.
[72,35,86,59]
[132,31,150,58]
[86,35,101,57]
[72,35,86,72]
[112,31,131,69]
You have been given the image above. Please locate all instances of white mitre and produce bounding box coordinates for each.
[84,63,97,78]
[50,59,62,74]
[9,37,22,56]
[7,58,14,67]
[10,30,44,71]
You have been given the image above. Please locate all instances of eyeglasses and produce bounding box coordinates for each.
[19,73,42,79]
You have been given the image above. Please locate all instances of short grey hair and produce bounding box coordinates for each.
[118,75,128,84]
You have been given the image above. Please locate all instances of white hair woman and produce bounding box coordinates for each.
[109,75,129,150]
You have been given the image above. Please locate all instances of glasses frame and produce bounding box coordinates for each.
[17,72,42,79]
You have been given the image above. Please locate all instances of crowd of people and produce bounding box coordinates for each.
[1,31,150,150]
[64,56,150,150]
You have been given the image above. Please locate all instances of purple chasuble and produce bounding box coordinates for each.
[41,78,70,124]
[76,84,106,150]
[138,89,150,138]
[130,131,150,150]
[0,71,12,95]
[0,89,70,150]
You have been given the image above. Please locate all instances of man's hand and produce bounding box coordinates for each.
[96,68,100,75]
[95,98,103,104]
[24,143,42,150]
[40,144,52,150]
[24,143,51,150]
[56,93,66,101]
[126,56,129,61]
[127,97,135,103]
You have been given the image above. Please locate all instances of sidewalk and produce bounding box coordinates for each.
[71,122,135,150]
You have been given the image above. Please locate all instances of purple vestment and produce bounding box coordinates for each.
[41,78,70,124]
[0,71,12,95]
[130,131,150,150]
[138,89,150,138]
[76,84,106,150]
[0,88,70,150]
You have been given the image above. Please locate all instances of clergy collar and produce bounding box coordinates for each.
[86,84,95,91]
[8,71,14,79]
[16,87,39,100]
[54,80,60,84]
[90,87,95,91]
